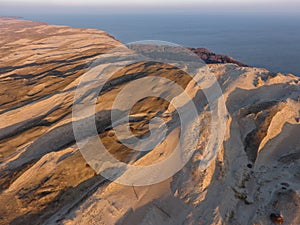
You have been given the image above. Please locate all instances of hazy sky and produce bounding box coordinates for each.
[1,0,298,4]
[1,0,300,14]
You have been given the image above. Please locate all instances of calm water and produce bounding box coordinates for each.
[20,14,300,75]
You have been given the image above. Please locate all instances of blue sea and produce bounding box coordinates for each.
[19,14,300,75]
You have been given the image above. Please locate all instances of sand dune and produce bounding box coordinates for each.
[0,18,299,225]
